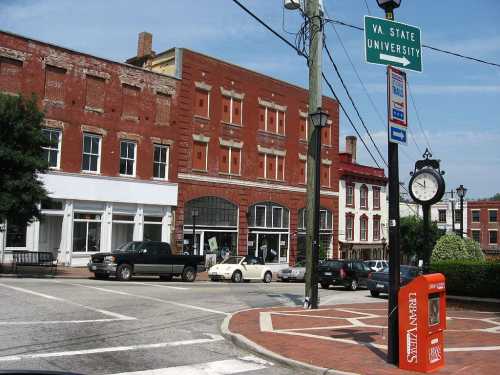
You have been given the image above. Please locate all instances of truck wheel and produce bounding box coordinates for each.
[159,275,173,281]
[116,264,132,281]
[231,270,243,283]
[263,271,272,283]
[320,282,330,289]
[181,266,196,282]
[347,279,358,291]
[370,290,380,297]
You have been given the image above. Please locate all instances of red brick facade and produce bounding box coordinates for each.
[468,201,500,256]
[0,30,179,182]
[132,47,341,264]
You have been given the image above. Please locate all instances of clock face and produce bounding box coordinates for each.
[411,171,439,202]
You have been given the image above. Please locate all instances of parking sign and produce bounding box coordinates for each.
[388,67,408,145]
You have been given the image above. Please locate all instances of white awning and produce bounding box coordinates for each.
[40,172,178,206]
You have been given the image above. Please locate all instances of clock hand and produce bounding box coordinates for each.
[416,182,425,188]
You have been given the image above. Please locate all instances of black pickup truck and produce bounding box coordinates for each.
[87,241,204,281]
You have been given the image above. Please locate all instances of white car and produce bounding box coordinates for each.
[208,256,273,283]
[364,260,388,272]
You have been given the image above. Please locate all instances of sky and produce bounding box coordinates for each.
[1,0,499,199]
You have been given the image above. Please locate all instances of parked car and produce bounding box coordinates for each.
[367,265,420,297]
[88,241,205,281]
[277,260,306,282]
[318,260,372,291]
[208,256,273,283]
[364,259,388,272]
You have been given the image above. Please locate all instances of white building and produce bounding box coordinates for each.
[338,137,389,260]
[0,173,178,267]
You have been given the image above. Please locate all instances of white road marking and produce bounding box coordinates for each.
[0,319,125,325]
[0,283,135,321]
[108,355,272,375]
[127,281,189,291]
[71,283,230,316]
[0,334,224,362]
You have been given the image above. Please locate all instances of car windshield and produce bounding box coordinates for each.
[115,241,143,252]
[221,256,243,264]
[401,266,418,277]
[322,260,344,269]
[365,261,375,267]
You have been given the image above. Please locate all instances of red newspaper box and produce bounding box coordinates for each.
[398,273,446,372]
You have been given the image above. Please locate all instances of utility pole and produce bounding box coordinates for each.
[304,0,323,310]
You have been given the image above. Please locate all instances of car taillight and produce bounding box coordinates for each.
[340,268,346,279]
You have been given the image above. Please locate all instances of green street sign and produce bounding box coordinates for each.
[364,16,422,72]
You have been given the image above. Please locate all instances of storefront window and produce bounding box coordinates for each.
[248,202,290,264]
[73,213,101,252]
[144,216,162,241]
[297,207,333,260]
[112,214,134,250]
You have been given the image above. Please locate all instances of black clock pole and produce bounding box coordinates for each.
[422,204,431,274]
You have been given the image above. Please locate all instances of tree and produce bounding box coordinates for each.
[489,193,500,201]
[400,216,443,263]
[463,237,485,261]
[431,234,469,262]
[0,93,48,227]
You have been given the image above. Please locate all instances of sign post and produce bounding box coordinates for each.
[365,16,422,73]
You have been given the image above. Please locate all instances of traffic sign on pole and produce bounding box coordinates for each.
[388,66,408,145]
[365,16,422,72]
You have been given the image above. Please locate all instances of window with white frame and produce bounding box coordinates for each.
[472,210,480,222]
[258,106,286,135]
[360,215,368,241]
[272,206,283,228]
[360,185,368,209]
[373,187,381,209]
[81,133,101,173]
[219,146,241,175]
[346,214,354,241]
[472,230,481,243]
[42,128,62,169]
[262,154,285,181]
[489,210,498,223]
[373,216,381,241]
[221,94,243,126]
[120,140,136,176]
[489,230,498,244]
[438,209,447,223]
[346,183,354,207]
[153,144,169,179]
[73,213,101,252]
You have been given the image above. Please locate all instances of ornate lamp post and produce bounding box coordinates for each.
[376,0,401,19]
[456,185,467,238]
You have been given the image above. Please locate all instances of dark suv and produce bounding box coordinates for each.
[88,241,205,281]
[318,260,371,290]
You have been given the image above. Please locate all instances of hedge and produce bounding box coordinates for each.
[430,261,500,298]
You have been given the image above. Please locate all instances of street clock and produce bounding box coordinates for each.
[408,149,445,206]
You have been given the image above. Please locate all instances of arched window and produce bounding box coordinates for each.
[185,196,237,227]
[360,185,368,209]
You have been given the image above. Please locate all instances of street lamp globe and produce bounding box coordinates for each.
[456,185,467,199]
[376,0,401,11]
[309,107,329,128]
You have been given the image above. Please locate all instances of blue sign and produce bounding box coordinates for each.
[390,124,407,145]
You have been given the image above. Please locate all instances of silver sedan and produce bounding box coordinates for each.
[277,261,306,282]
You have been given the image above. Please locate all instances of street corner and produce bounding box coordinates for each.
[225,302,500,375]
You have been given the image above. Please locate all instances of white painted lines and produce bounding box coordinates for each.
[127,281,190,291]
[0,319,128,325]
[0,334,224,362]
[71,283,230,316]
[108,355,272,375]
[0,283,135,321]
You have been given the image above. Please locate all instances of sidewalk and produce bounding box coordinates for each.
[0,265,211,281]
[222,302,500,375]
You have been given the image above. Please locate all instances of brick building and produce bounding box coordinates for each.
[468,200,500,256]
[338,136,388,260]
[0,31,179,266]
[127,33,340,270]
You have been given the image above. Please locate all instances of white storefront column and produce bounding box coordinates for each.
[134,205,144,241]
[161,207,172,244]
[0,223,6,265]
[59,200,74,265]
[101,203,113,253]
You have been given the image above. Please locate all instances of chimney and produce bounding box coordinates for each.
[137,32,153,58]
[346,136,357,164]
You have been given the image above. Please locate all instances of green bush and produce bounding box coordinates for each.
[430,261,500,298]
[463,238,485,261]
[431,234,470,261]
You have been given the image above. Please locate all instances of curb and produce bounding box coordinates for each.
[220,310,360,375]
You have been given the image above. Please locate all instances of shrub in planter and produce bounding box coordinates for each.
[430,260,500,298]
[463,238,485,261]
[431,234,470,262]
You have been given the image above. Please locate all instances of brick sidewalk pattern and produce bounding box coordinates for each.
[228,302,500,375]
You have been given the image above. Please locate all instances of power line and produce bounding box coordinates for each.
[324,44,387,167]
[231,0,383,168]
[363,0,372,15]
[327,18,500,69]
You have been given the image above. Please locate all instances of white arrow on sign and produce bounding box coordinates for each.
[380,53,410,66]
